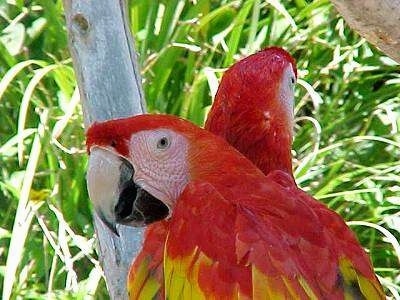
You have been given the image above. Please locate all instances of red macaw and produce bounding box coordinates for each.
[205,47,296,177]
[128,47,299,299]
[86,114,384,299]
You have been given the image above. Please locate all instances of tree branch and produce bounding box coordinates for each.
[62,0,145,298]
[331,0,400,63]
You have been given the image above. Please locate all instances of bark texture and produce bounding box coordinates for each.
[331,0,400,62]
[63,0,146,298]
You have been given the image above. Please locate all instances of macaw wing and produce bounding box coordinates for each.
[266,170,384,298]
[164,181,318,299]
[128,221,168,300]
[164,181,246,299]
[164,180,384,299]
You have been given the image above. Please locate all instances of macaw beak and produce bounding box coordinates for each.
[86,147,169,235]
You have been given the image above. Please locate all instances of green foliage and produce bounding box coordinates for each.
[0,0,399,298]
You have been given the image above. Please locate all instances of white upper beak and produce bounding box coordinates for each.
[86,147,170,234]
[87,147,122,235]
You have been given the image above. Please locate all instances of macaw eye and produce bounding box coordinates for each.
[110,140,117,148]
[290,76,295,84]
[157,136,170,150]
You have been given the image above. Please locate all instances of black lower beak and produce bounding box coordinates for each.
[114,159,169,227]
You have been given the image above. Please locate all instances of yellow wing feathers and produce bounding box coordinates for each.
[164,246,211,300]
[129,250,384,299]
[128,256,162,300]
[339,258,384,300]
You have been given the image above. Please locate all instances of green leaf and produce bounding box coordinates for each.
[0,22,25,56]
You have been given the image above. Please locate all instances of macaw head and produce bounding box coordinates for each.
[205,47,297,175]
[213,46,297,126]
[86,114,253,234]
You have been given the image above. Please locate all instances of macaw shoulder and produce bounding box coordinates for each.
[166,178,384,299]
[169,178,328,256]
[165,180,336,298]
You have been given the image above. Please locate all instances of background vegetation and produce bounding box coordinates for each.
[0,0,399,298]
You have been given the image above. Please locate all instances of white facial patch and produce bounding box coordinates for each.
[279,64,296,126]
[128,129,189,208]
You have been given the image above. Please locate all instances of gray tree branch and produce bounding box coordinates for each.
[62,0,145,298]
[331,0,400,63]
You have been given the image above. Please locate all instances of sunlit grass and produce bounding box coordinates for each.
[0,0,399,298]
